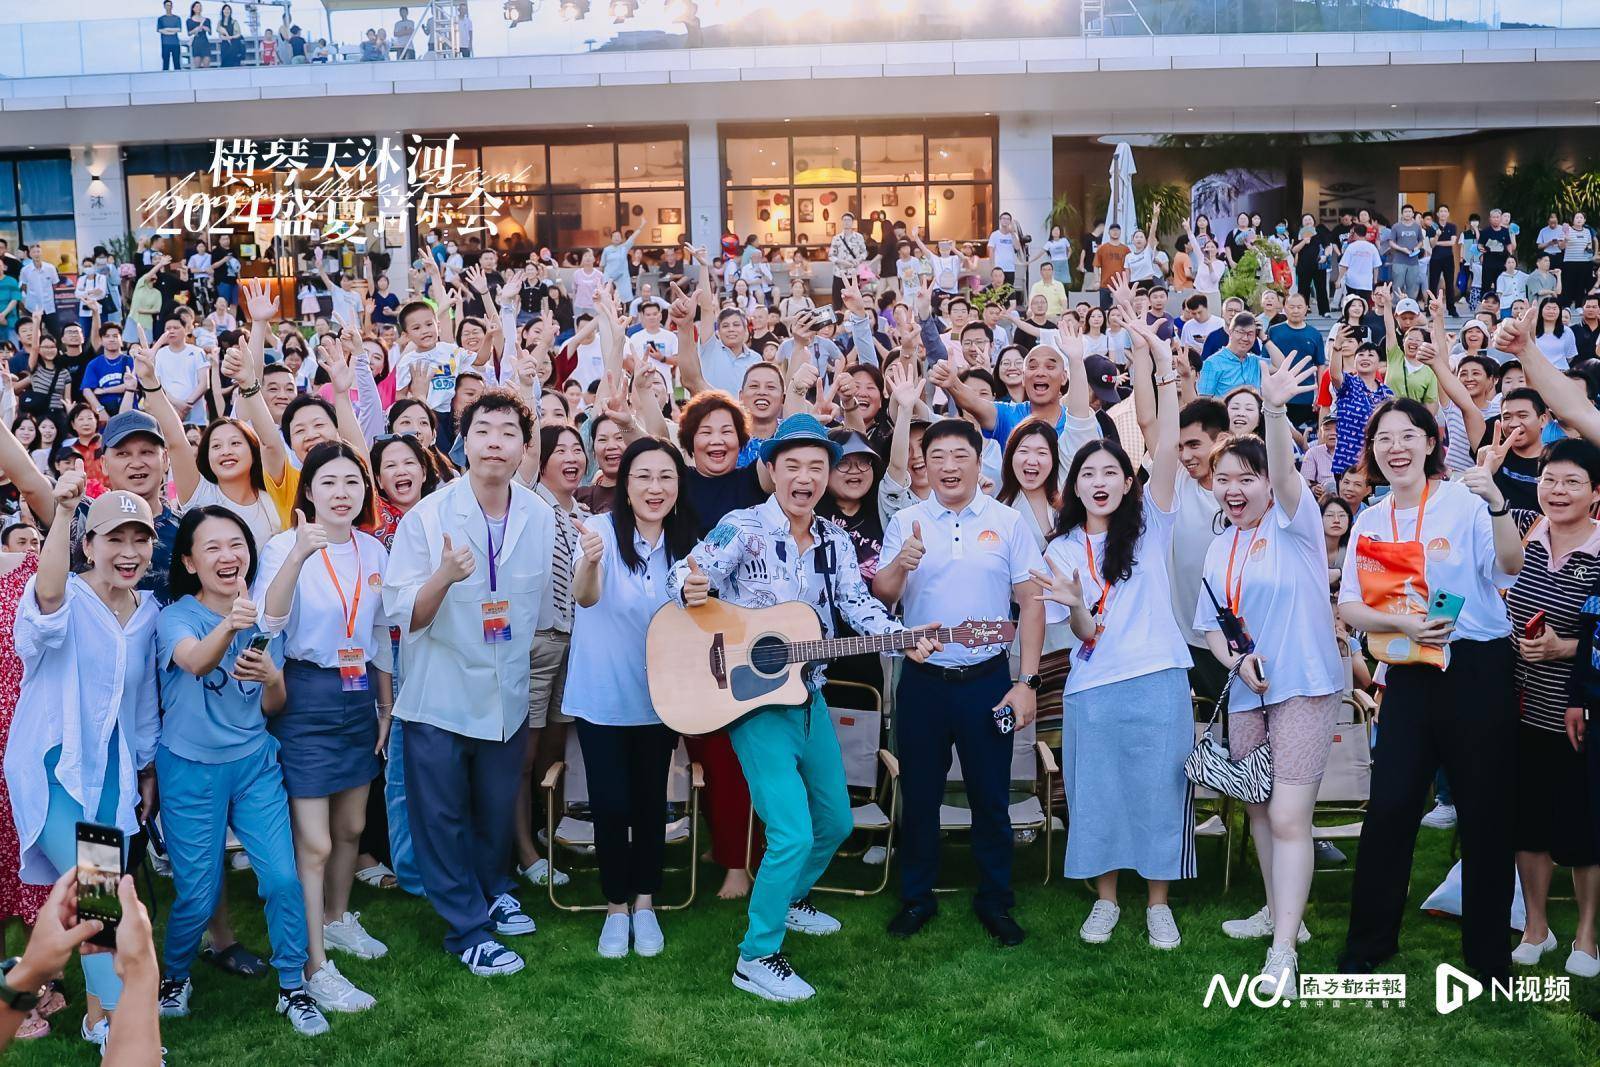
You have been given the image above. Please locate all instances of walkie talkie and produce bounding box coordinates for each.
[1203,578,1255,657]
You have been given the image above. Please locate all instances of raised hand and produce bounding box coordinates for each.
[131,342,161,391]
[318,338,354,394]
[241,279,279,321]
[231,645,277,683]
[885,358,921,414]
[896,520,926,572]
[291,508,328,561]
[52,470,86,515]
[1029,557,1085,609]
[1260,352,1316,409]
[574,517,603,565]
[436,533,476,585]
[1460,422,1509,509]
[227,584,258,631]
[681,556,710,607]
[788,361,820,399]
[463,264,491,295]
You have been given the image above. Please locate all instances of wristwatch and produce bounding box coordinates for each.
[0,957,41,1013]
[1018,673,1042,691]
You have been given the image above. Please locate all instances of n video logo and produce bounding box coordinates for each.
[1435,963,1483,1015]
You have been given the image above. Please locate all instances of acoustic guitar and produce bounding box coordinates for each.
[646,599,1016,735]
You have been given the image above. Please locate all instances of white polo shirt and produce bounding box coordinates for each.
[881,489,1042,668]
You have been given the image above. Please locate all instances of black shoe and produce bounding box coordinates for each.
[977,909,1026,947]
[1336,954,1373,974]
[887,904,936,938]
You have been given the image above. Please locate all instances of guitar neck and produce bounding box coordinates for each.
[784,626,967,664]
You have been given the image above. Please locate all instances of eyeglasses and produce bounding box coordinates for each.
[836,456,874,473]
[1372,431,1427,448]
[1537,475,1591,491]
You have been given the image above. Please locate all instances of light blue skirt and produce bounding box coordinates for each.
[1060,667,1196,881]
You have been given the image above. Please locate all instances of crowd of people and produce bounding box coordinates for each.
[0,199,1598,1055]
[154,3,475,70]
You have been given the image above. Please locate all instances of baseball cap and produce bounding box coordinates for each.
[1394,298,1421,316]
[84,490,156,537]
[828,427,881,468]
[1082,355,1122,408]
[103,410,165,449]
[760,413,844,465]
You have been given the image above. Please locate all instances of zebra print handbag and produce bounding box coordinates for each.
[1184,661,1273,804]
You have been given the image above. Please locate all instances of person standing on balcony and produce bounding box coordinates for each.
[158,1,184,71]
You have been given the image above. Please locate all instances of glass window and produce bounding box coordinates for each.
[724,137,788,187]
[550,143,615,190]
[793,188,857,246]
[859,134,924,184]
[21,218,77,273]
[727,190,792,248]
[792,136,855,185]
[618,141,684,189]
[481,146,547,190]
[859,186,925,235]
[17,158,73,217]
[0,224,18,254]
[545,192,618,253]
[926,184,992,244]
[620,190,688,247]
[0,163,15,217]
[927,137,992,183]
[484,196,546,258]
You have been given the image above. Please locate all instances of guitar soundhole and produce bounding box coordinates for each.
[749,634,788,677]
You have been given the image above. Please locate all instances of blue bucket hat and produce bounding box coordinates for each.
[759,413,844,466]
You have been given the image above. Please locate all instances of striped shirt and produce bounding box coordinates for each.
[1505,512,1600,732]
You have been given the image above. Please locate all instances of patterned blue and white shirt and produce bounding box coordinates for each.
[666,496,904,689]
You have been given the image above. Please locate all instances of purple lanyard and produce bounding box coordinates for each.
[482,508,505,593]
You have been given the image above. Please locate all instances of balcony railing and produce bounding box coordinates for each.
[1,0,1596,81]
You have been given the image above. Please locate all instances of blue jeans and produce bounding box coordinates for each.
[40,746,123,1011]
[155,740,308,989]
[383,720,425,895]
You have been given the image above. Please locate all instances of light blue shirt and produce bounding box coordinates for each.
[562,513,670,727]
[1197,348,1265,396]
[698,337,763,396]
[157,596,285,764]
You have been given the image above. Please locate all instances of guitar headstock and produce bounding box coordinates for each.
[951,618,1017,648]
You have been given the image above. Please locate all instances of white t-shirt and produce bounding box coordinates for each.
[1045,495,1193,696]
[1534,329,1578,371]
[182,480,282,552]
[153,342,207,403]
[1169,467,1222,648]
[930,252,962,292]
[1340,240,1381,290]
[988,230,1018,272]
[1337,478,1513,644]
[624,327,678,381]
[255,530,394,670]
[187,252,213,278]
[1180,316,1224,355]
[1195,497,1344,709]
[568,335,607,391]
[393,342,463,412]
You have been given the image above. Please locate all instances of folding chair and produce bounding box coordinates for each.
[744,679,901,897]
[540,732,704,912]
[1311,691,1376,871]
[936,718,1061,887]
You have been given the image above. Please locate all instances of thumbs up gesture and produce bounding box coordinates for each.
[436,533,476,585]
[290,508,329,562]
[897,519,926,573]
[227,584,259,631]
[575,517,603,565]
[681,556,711,607]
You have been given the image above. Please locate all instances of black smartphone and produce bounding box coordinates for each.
[75,822,125,948]
[247,632,273,654]
[993,705,1016,736]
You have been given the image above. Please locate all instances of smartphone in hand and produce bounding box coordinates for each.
[75,821,125,948]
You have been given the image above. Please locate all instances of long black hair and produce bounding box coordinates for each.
[169,505,259,603]
[1052,438,1144,586]
[997,417,1061,509]
[612,437,699,574]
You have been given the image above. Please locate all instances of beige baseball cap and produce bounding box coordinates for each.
[84,491,156,537]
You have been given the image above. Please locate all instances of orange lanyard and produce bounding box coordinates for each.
[1224,524,1258,616]
[319,539,363,643]
[1082,534,1112,617]
[1388,479,1432,545]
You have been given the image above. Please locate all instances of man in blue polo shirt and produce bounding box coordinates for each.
[1197,312,1268,397]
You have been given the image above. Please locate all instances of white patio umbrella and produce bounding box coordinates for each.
[1104,142,1138,241]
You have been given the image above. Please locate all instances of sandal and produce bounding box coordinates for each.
[200,941,268,978]
[36,985,67,1018]
[16,1009,49,1039]
[355,863,398,890]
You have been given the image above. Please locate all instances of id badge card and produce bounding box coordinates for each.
[1075,618,1105,663]
[337,646,369,692]
[482,600,512,643]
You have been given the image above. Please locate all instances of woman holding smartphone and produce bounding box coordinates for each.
[1337,398,1523,982]
[257,442,393,1015]
[154,506,330,1036]
[4,474,158,1052]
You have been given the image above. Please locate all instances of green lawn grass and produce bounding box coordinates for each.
[8,824,1599,1066]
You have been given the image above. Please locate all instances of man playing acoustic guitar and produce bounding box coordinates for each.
[668,413,942,1004]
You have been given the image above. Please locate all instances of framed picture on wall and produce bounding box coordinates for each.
[881,190,899,208]
[658,207,682,225]
[651,227,663,242]
[798,199,814,223]
[927,200,937,218]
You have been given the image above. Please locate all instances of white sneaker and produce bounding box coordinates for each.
[732,953,815,1003]
[460,939,524,977]
[862,845,890,866]
[81,1015,109,1049]
[1262,946,1299,1000]
[490,893,537,937]
[1420,802,1457,830]
[324,911,388,960]
[1080,900,1121,944]
[1220,905,1311,944]
[230,851,252,871]
[149,849,172,878]
[1146,904,1182,950]
[157,977,192,1018]
[632,909,664,957]
[275,988,330,1037]
[520,858,570,887]
[304,961,375,1013]
[1566,943,1600,978]
[785,897,841,936]
[598,913,630,958]
[1512,929,1559,965]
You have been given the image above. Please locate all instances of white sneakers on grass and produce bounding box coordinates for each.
[598,913,631,958]
[460,939,525,977]
[1262,947,1299,1000]
[732,953,815,1003]
[157,977,192,1018]
[1511,929,1600,978]
[1079,900,1181,948]
[324,912,387,959]
[520,858,570,887]
[597,909,666,958]
[305,961,375,1013]
[276,988,331,1036]
[1512,929,1558,966]
[632,909,665,957]
[1420,802,1457,830]
[1221,905,1311,944]
[1567,944,1600,978]
[1079,900,1120,944]
[785,898,841,936]
[1146,905,1182,950]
